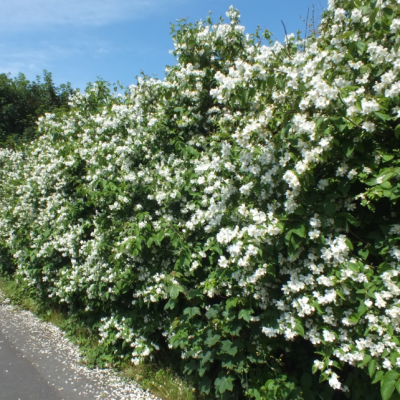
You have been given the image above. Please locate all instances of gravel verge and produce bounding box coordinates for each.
[0,289,161,400]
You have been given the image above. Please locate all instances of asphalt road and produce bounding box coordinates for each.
[0,330,63,400]
[0,294,159,400]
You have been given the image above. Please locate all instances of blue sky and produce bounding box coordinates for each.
[1,0,327,91]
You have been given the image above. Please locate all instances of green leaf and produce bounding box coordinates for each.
[358,302,368,318]
[356,41,367,54]
[303,392,315,400]
[210,245,223,255]
[204,334,220,347]
[372,370,385,384]
[226,297,238,310]
[252,389,262,400]
[164,298,177,310]
[324,202,337,217]
[336,290,346,301]
[292,225,306,238]
[221,340,233,352]
[368,359,377,378]
[342,212,359,226]
[267,76,275,90]
[395,381,400,395]
[301,372,313,390]
[200,350,213,366]
[381,371,400,400]
[183,307,201,319]
[358,248,369,260]
[187,288,203,300]
[382,7,394,17]
[360,355,372,367]
[198,366,207,377]
[346,144,355,158]
[200,375,211,394]
[370,8,379,25]
[238,308,253,322]
[221,340,238,356]
[348,262,359,273]
[241,89,249,107]
[382,154,395,162]
[374,112,391,121]
[168,285,183,299]
[296,320,304,337]
[164,90,172,100]
[215,376,234,394]
[43,229,51,238]
[395,125,400,139]
[205,307,219,319]
[346,238,354,251]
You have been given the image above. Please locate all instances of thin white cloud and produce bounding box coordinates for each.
[0,0,181,31]
[0,37,115,85]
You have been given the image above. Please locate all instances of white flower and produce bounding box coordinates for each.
[347,169,357,180]
[239,182,253,196]
[351,9,362,23]
[309,229,321,240]
[364,299,373,307]
[390,246,400,261]
[317,276,334,287]
[283,170,300,189]
[334,8,347,22]
[336,164,348,177]
[374,293,387,308]
[383,359,392,370]
[391,18,400,33]
[323,330,336,342]
[317,179,329,190]
[227,241,242,257]
[262,326,280,338]
[328,373,342,390]
[295,160,309,174]
[362,121,375,133]
[389,225,400,235]
[361,99,379,115]
[216,227,238,244]
[218,256,229,268]
[363,166,372,174]
[292,296,315,317]
[313,360,324,370]
[310,214,321,228]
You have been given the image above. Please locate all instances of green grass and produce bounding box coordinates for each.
[0,275,204,400]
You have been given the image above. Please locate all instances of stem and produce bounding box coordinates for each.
[304,8,309,51]
[342,115,362,129]
[349,229,368,244]
[281,20,291,59]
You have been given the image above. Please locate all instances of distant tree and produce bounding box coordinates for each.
[0,70,75,148]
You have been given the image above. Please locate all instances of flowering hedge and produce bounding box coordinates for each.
[1,0,400,398]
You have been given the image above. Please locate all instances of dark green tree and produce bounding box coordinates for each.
[0,70,75,148]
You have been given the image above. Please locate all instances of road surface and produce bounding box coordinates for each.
[0,293,159,400]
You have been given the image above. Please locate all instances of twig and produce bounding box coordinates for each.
[304,8,309,51]
[342,115,362,129]
[281,20,291,59]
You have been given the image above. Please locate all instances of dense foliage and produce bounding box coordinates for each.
[0,71,74,147]
[1,0,400,398]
